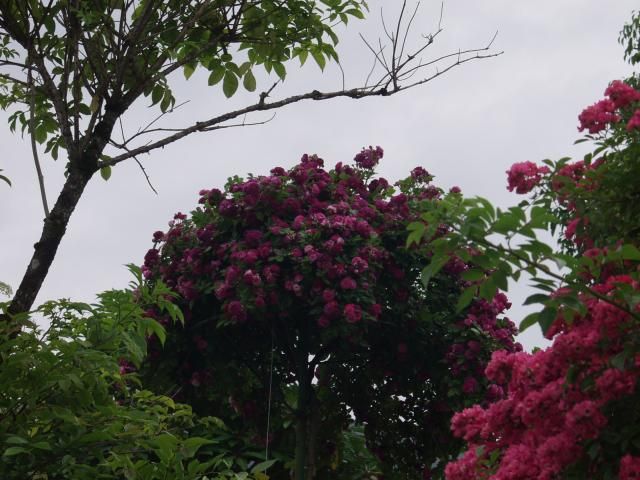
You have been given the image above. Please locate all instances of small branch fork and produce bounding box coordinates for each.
[100,1,501,169]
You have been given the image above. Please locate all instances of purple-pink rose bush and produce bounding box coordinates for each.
[140,148,519,479]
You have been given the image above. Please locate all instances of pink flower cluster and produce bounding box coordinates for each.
[446,275,640,480]
[506,161,550,194]
[354,145,384,169]
[578,99,621,134]
[578,80,640,134]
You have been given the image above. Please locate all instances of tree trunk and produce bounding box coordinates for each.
[294,319,314,480]
[7,168,93,316]
[6,102,122,318]
[295,375,309,480]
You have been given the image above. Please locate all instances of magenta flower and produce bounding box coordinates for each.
[604,80,640,108]
[343,303,362,323]
[578,99,620,134]
[340,276,357,290]
[506,161,550,194]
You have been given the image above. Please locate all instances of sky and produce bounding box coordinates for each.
[1,0,637,349]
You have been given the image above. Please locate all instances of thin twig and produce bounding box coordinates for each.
[133,156,158,195]
[27,65,49,217]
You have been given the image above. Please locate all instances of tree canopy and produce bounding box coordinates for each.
[0,0,498,319]
[141,148,519,479]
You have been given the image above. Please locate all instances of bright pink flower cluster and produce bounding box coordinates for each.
[506,161,550,194]
[605,80,640,109]
[579,99,621,134]
[446,275,640,480]
[578,80,640,134]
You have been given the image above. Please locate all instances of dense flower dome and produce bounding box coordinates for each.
[141,148,519,478]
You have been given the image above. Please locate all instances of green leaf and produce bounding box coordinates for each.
[311,50,326,70]
[461,269,484,281]
[243,70,257,92]
[183,63,196,80]
[298,50,309,66]
[491,213,519,234]
[100,166,112,181]
[346,8,365,19]
[160,93,172,112]
[538,307,558,335]
[151,85,164,105]
[273,62,286,80]
[35,124,48,144]
[251,459,277,474]
[238,62,251,76]
[523,293,549,306]
[5,436,29,445]
[618,244,640,261]
[31,441,51,451]
[406,222,426,247]
[519,312,539,333]
[182,437,214,458]
[76,103,91,115]
[223,72,239,98]
[611,351,628,371]
[479,277,497,300]
[3,446,28,456]
[493,270,509,291]
[421,255,448,287]
[144,318,166,346]
[456,286,477,312]
[208,67,225,86]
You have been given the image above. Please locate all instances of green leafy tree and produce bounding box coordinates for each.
[0,266,270,479]
[0,0,500,318]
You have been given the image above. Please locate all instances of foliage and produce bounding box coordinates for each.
[0,266,263,480]
[140,148,520,479]
[331,425,382,479]
[0,0,366,157]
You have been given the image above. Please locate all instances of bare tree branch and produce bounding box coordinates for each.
[101,46,501,168]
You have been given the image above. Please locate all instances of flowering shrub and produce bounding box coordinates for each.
[141,148,518,479]
[446,274,640,480]
[445,72,640,480]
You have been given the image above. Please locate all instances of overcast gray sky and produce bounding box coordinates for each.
[1,1,637,349]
